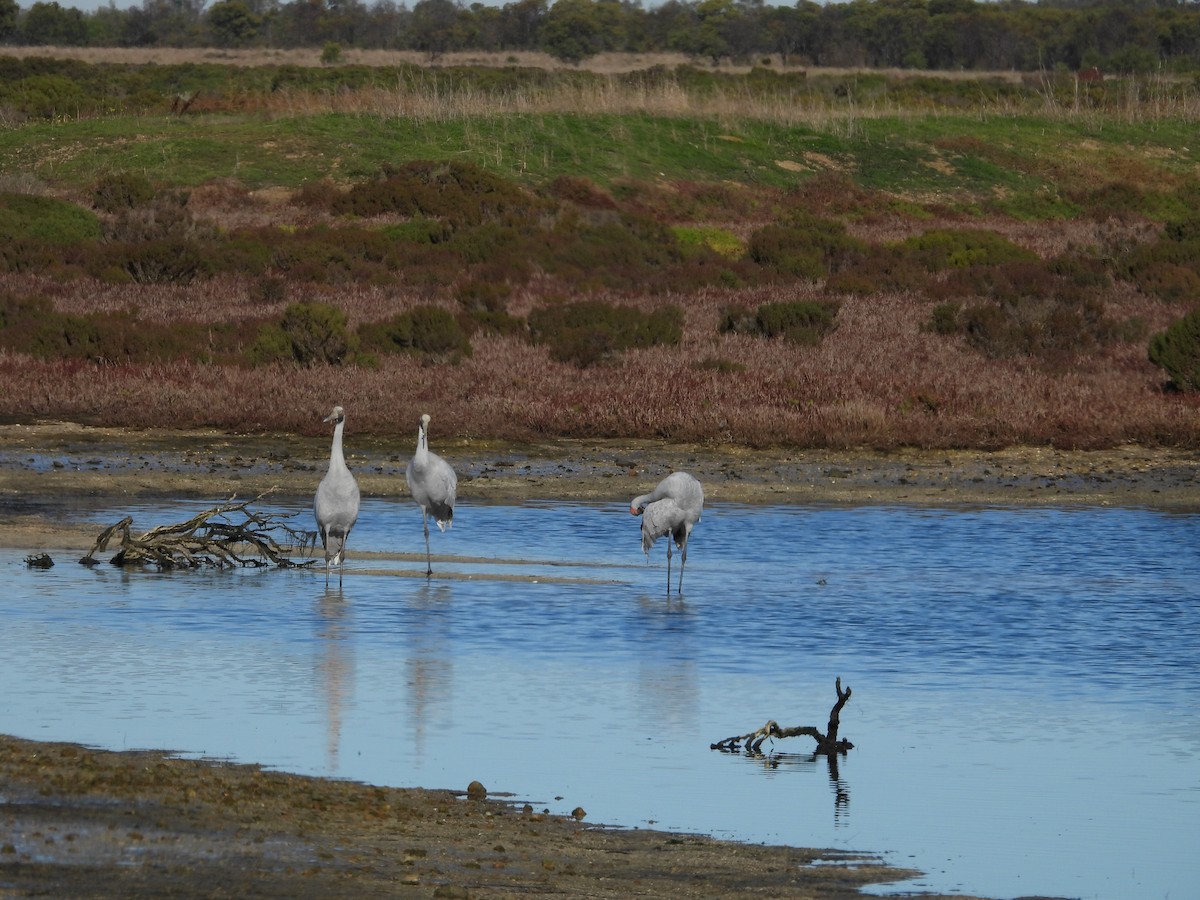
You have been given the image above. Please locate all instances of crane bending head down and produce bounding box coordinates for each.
[629,471,704,594]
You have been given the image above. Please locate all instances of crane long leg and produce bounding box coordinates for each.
[678,540,687,594]
[666,544,673,595]
[422,510,432,576]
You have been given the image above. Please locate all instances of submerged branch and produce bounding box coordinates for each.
[711,678,854,755]
[80,490,317,570]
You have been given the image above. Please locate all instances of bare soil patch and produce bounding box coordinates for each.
[0,734,971,900]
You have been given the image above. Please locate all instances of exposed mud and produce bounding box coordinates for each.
[2,422,1198,511]
[0,734,964,900]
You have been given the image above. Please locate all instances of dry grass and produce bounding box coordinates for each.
[1,46,1029,79]
[19,46,1198,126]
[3,278,1194,450]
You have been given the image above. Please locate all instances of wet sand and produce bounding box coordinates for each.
[6,422,1192,899]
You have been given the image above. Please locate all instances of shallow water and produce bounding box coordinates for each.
[5,497,1199,900]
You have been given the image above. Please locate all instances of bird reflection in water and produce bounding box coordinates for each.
[405,582,455,755]
[316,586,354,774]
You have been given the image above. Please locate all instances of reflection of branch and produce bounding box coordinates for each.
[711,678,854,755]
[80,490,316,570]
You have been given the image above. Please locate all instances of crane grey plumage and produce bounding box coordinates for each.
[630,471,704,594]
[314,405,360,587]
[406,413,457,576]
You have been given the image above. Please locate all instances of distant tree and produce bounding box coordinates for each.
[409,0,464,61]
[468,2,504,52]
[139,0,207,47]
[21,1,88,45]
[0,0,19,41]
[208,0,262,46]
[498,0,547,51]
[669,0,741,65]
[540,0,606,64]
[764,5,808,67]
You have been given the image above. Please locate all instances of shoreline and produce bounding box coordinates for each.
[0,732,970,900]
[3,422,1199,510]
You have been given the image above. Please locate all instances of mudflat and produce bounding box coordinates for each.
[6,422,1192,899]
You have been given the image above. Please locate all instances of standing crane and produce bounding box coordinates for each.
[314,405,360,587]
[406,413,457,576]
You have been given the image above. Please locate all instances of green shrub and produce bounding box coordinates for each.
[825,247,927,295]
[955,291,1119,359]
[1148,307,1200,391]
[107,238,210,284]
[1119,231,1200,302]
[928,301,961,335]
[673,225,744,260]
[358,305,472,361]
[457,279,525,337]
[91,172,155,213]
[0,292,248,363]
[747,214,865,280]
[529,300,682,367]
[0,192,101,244]
[755,300,840,344]
[718,303,758,335]
[320,42,343,65]
[721,299,840,345]
[901,228,1038,271]
[252,302,357,366]
[336,160,543,226]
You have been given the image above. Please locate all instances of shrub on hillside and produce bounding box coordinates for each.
[747,213,865,280]
[544,212,680,290]
[1118,223,1200,302]
[529,300,682,367]
[358,305,472,361]
[251,302,357,366]
[91,172,155,213]
[335,160,544,226]
[1148,307,1200,391]
[938,287,1121,360]
[456,280,524,337]
[548,175,617,210]
[825,247,928,295]
[101,190,204,244]
[106,238,211,284]
[720,299,840,345]
[0,192,101,244]
[900,228,1037,271]
[292,178,342,211]
[0,292,249,363]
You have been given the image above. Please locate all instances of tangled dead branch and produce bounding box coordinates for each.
[711,677,854,755]
[80,491,316,570]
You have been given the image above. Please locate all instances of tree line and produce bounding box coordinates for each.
[2,0,1200,71]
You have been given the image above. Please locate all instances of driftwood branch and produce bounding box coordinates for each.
[80,490,317,570]
[711,678,854,755]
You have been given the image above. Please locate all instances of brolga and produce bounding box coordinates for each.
[630,471,704,594]
[406,413,457,576]
[314,405,360,587]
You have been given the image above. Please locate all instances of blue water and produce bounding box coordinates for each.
[4,498,1199,900]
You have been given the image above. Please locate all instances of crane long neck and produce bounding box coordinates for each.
[416,424,429,460]
[330,420,347,470]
